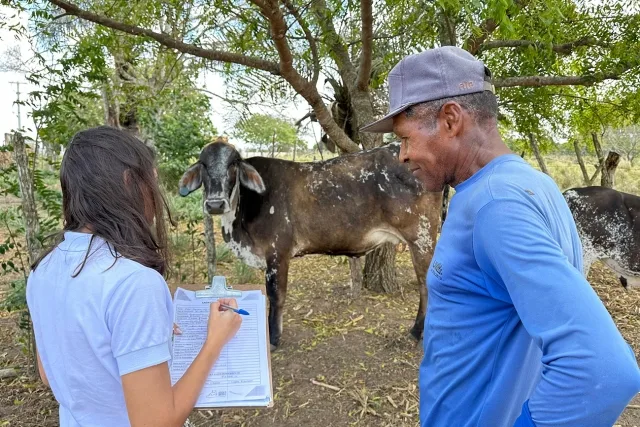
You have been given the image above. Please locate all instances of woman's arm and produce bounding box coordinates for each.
[121,299,242,427]
[36,350,49,386]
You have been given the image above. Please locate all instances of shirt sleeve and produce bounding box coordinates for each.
[473,198,640,427]
[105,268,172,376]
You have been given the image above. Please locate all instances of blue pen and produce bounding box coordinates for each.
[220,303,249,315]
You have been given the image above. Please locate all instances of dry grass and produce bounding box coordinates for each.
[0,155,639,426]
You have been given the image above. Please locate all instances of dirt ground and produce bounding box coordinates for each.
[1,253,639,427]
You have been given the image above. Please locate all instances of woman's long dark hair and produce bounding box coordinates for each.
[33,126,173,276]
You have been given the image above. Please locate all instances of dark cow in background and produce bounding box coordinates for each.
[179,141,441,348]
[564,186,640,288]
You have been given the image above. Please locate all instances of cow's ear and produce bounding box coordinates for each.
[238,162,266,194]
[178,163,203,196]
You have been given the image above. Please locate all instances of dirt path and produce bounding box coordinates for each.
[1,255,639,426]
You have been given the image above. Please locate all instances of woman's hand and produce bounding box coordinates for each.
[205,298,242,349]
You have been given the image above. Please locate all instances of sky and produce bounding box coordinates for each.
[0,6,325,152]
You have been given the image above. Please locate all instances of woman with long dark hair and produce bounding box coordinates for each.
[27,126,241,426]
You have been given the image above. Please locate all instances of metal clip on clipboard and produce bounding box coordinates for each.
[195,276,242,298]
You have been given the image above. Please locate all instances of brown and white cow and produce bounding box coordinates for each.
[563,186,640,288]
[179,141,441,348]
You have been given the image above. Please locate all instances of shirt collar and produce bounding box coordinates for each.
[58,231,105,252]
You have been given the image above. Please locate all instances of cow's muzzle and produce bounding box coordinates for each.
[204,198,228,214]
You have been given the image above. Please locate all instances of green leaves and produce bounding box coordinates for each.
[234,114,305,155]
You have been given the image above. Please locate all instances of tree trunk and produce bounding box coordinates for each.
[363,243,398,293]
[293,141,297,161]
[528,133,549,175]
[573,139,590,184]
[11,132,40,377]
[11,133,40,264]
[437,9,457,46]
[441,185,451,224]
[101,84,120,128]
[271,131,276,158]
[591,132,604,165]
[349,257,363,297]
[601,151,620,188]
[203,212,216,283]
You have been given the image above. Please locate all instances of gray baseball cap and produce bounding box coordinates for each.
[361,46,495,133]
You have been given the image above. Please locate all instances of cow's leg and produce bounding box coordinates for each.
[266,254,290,350]
[408,243,431,341]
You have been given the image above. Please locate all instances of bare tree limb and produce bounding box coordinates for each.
[254,0,360,153]
[479,37,608,54]
[282,0,320,85]
[494,66,638,88]
[46,0,281,75]
[356,0,373,91]
[573,139,590,184]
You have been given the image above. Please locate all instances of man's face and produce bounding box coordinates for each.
[394,111,451,192]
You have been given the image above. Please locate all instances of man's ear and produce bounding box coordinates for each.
[178,163,203,196]
[238,162,266,194]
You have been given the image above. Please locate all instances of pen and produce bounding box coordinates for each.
[220,303,250,316]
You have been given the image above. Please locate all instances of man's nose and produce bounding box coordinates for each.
[399,145,409,163]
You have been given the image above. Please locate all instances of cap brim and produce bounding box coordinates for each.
[360,104,412,133]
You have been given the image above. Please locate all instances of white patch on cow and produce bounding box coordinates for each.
[285,213,290,224]
[306,176,324,193]
[415,215,433,254]
[266,268,278,291]
[224,237,267,270]
[364,228,403,247]
[381,169,390,182]
[278,313,284,335]
[359,169,374,182]
[270,206,275,215]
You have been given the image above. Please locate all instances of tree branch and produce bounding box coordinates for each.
[479,37,608,54]
[494,68,637,88]
[254,0,360,153]
[282,0,320,85]
[465,0,529,55]
[46,0,281,75]
[356,0,373,91]
[312,0,356,78]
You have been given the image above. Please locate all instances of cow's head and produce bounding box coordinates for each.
[179,141,266,215]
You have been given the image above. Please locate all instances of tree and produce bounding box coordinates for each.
[13,0,640,293]
[604,125,640,165]
[235,114,305,156]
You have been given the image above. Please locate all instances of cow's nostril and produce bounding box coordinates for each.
[205,199,226,213]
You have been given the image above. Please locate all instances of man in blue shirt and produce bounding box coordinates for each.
[362,46,640,427]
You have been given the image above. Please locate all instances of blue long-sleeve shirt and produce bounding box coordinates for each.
[419,154,640,427]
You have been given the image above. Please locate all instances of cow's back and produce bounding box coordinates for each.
[564,186,640,273]
[241,144,438,257]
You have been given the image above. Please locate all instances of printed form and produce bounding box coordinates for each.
[170,288,272,408]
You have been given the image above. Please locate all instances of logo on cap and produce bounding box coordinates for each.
[459,81,474,90]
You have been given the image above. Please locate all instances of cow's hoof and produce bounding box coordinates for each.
[409,326,422,342]
[620,276,628,289]
[270,343,278,352]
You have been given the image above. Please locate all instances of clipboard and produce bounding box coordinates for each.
[170,280,274,410]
